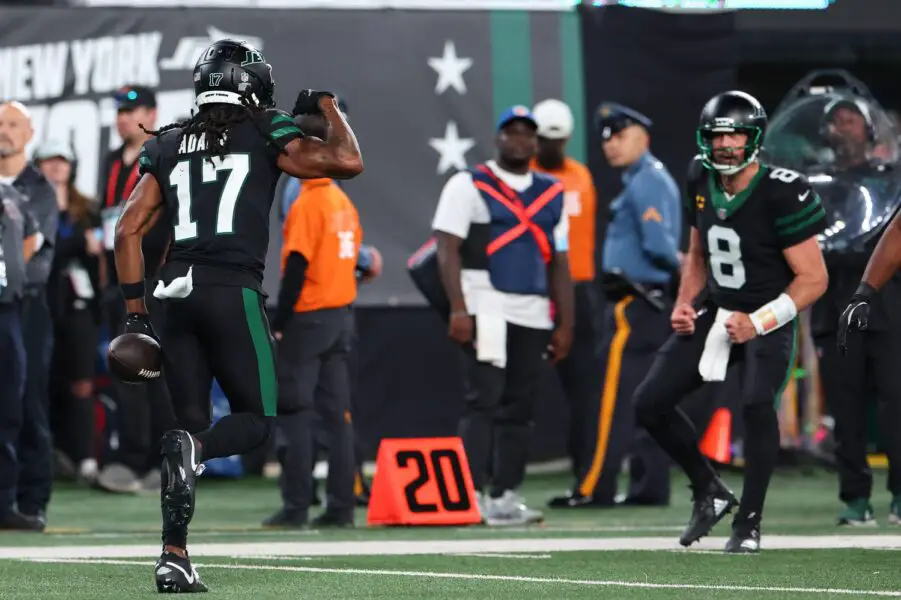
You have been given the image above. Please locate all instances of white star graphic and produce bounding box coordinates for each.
[429,122,476,175]
[428,40,473,95]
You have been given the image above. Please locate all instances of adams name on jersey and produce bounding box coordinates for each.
[138,108,303,291]
[684,157,828,313]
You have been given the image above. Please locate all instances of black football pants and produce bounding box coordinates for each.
[816,328,901,502]
[555,281,602,478]
[159,286,276,451]
[633,305,796,523]
[276,306,356,517]
[460,322,550,497]
[572,292,672,504]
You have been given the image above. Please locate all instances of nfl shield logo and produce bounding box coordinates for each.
[717,208,727,220]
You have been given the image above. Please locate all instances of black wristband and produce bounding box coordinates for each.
[120,280,145,300]
[854,282,876,301]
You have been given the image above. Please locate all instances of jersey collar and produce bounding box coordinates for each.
[708,163,766,220]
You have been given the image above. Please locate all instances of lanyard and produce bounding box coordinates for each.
[106,158,141,208]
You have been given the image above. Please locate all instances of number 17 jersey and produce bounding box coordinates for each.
[683,158,828,313]
[139,108,303,291]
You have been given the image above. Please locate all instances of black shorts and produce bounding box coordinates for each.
[53,310,98,383]
[159,285,277,431]
[633,303,797,418]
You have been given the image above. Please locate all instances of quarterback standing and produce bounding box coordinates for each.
[632,91,828,553]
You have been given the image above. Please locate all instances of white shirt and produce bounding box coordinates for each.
[431,160,569,331]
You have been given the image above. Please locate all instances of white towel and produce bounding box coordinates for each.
[474,289,507,369]
[698,308,734,382]
[153,266,194,300]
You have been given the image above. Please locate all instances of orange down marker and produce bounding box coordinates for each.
[366,437,482,526]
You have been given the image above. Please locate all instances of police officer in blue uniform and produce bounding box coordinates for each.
[551,102,680,508]
[0,183,43,531]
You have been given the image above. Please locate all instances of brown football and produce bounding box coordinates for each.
[107,333,162,384]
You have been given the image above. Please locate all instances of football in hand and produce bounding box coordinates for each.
[107,333,162,384]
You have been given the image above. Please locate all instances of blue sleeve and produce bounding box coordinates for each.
[629,172,681,270]
[357,244,374,271]
[280,177,301,223]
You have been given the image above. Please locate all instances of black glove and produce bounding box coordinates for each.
[123,312,160,343]
[837,282,874,355]
[292,89,336,116]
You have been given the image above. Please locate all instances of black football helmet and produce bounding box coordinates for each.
[697,91,768,175]
[193,39,275,109]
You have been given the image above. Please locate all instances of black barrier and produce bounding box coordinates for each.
[579,4,739,254]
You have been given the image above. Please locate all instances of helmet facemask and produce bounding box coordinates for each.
[697,126,762,175]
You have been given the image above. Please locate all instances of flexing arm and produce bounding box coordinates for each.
[114,173,165,314]
[861,209,901,292]
[435,231,467,313]
[783,237,829,312]
[277,97,363,180]
[675,227,707,307]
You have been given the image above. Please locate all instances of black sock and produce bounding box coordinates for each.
[194,414,273,460]
[643,407,718,490]
[737,404,779,524]
[160,459,188,549]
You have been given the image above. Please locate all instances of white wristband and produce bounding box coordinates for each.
[748,293,798,336]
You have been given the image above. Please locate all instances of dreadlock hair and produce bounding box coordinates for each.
[140,93,287,161]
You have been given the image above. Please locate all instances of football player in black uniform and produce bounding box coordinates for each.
[113,39,363,593]
[632,91,828,553]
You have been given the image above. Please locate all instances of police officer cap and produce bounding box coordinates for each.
[595,102,652,140]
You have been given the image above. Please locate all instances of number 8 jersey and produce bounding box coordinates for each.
[683,157,828,313]
[138,108,304,291]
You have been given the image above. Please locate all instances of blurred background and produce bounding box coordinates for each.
[2,0,898,488]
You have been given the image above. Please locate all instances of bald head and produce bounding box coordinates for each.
[0,102,34,158]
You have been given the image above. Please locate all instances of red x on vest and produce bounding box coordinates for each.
[474,165,563,264]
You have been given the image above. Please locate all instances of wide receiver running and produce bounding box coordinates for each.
[631,90,828,553]
[113,39,363,592]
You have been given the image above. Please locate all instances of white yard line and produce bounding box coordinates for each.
[446,552,552,559]
[40,524,686,539]
[4,534,901,559]
[25,557,901,597]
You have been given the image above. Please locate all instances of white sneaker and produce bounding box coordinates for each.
[483,490,544,527]
[78,458,98,483]
[95,463,142,494]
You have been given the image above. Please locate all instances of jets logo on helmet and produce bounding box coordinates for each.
[193,39,275,109]
[697,90,768,176]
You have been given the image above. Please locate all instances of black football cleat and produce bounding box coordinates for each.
[725,519,761,554]
[155,550,208,593]
[679,478,738,547]
[160,430,204,530]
